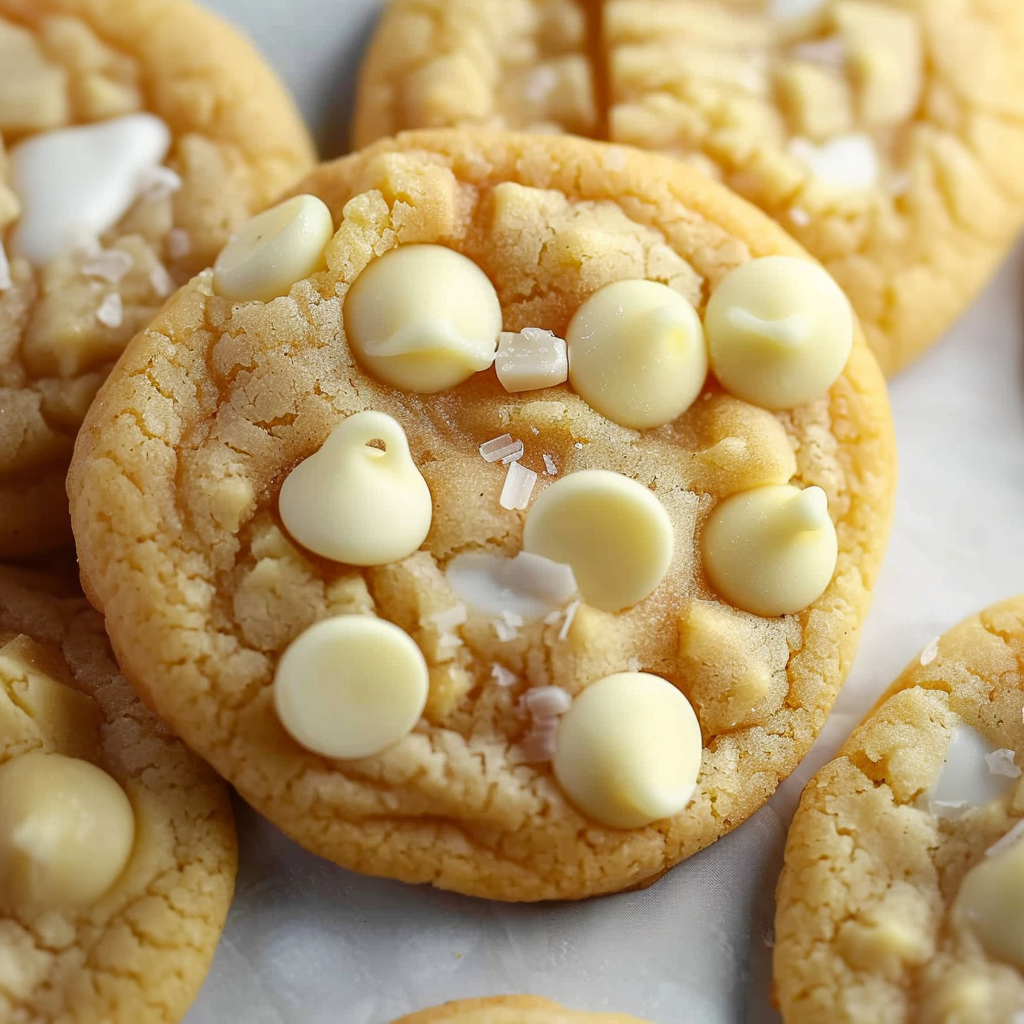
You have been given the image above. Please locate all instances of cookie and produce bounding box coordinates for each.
[0,0,316,557]
[774,596,1024,1023]
[354,0,1024,376]
[68,129,895,901]
[0,563,237,1023]
[390,996,651,1023]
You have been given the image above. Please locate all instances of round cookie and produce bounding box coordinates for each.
[68,130,895,901]
[0,563,237,1024]
[774,596,1024,1023]
[390,996,652,1023]
[0,0,316,557]
[355,0,1024,376]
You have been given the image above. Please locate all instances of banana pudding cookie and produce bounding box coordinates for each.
[69,130,895,901]
[775,596,1024,1023]
[390,997,652,1023]
[355,0,1024,376]
[0,0,315,556]
[0,563,237,1024]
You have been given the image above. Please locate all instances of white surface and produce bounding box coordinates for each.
[189,2,1024,1021]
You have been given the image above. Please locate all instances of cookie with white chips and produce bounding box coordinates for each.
[390,996,652,1023]
[775,595,1024,1023]
[0,563,236,1024]
[0,0,315,555]
[355,0,1024,376]
[69,130,895,901]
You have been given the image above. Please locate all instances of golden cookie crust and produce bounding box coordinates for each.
[390,996,651,1023]
[0,0,316,557]
[0,563,237,1024]
[355,0,1024,377]
[68,130,895,902]
[774,596,1024,1024]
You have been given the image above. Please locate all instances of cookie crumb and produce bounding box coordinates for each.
[602,147,627,172]
[543,454,558,476]
[524,66,558,104]
[96,292,123,328]
[985,748,1021,779]
[920,636,940,666]
[500,461,537,510]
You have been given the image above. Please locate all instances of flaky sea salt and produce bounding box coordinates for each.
[501,610,524,628]
[96,292,123,328]
[137,165,183,202]
[429,603,468,633]
[480,433,523,463]
[0,240,11,292]
[542,454,558,476]
[986,748,1022,779]
[166,227,191,259]
[82,247,134,283]
[494,619,519,642]
[491,663,518,688]
[573,442,583,450]
[519,685,573,762]
[521,685,572,718]
[500,461,537,511]
[627,657,641,673]
[558,599,580,642]
[150,262,174,297]
[920,637,940,666]
[986,818,1024,859]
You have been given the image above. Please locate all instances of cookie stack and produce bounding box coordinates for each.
[0,1,1021,1023]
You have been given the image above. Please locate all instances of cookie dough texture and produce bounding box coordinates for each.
[69,131,895,901]
[0,564,237,1024]
[355,0,1024,376]
[390,996,652,1023]
[774,596,1024,1024]
[0,0,315,557]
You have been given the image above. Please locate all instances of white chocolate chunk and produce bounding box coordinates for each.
[9,114,172,265]
[446,551,578,621]
[553,672,703,829]
[496,328,568,393]
[704,256,853,410]
[955,828,1024,969]
[701,484,838,617]
[566,280,707,430]
[279,410,432,567]
[788,134,880,191]
[925,725,1017,813]
[344,244,502,393]
[524,470,674,612]
[214,194,334,304]
[500,461,537,511]
[274,616,428,759]
[0,751,135,913]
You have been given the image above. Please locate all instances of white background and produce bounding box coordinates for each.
[185,2,1024,1020]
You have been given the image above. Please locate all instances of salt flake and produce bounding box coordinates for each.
[920,637,940,666]
[166,227,191,259]
[429,603,468,633]
[494,619,519,642]
[929,799,969,820]
[558,599,580,642]
[542,454,558,476]
[500,461,537,511]
[0,240,11,292]
[521,685,572,718]
[82,247,134,283]
[480,433,523,463]
[96,292,123,328]
[137,164,183,202]
[150,262,174,297]
[986,748,1021,779]
[491,663,518,688]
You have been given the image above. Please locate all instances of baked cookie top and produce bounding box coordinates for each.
[775,596,1024,1024]
[0,0,315,557]
[69,129,895,902]
[355,0,1024,377]
[0,563,237,1024]
[390,996,651,1023]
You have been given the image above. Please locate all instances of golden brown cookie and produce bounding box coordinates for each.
[0,0,316,557]
[0,562,237,1023]
[355,0,1024,376]
[390,996,652,1023]
[68,130,895,901]
[775,596,1024,1023]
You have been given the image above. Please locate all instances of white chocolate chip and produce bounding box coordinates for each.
[788,134,880,191]
[552,672,703,829]
[344,244,501,394]
[0,241,11,293]
[9,113,172,265]
[704,256,853,410]
[96,292,123,329]
[446,550,578,621]
[567,280,707,430]
[701,484,838,618]
[214,194,334,304]
[925,725,1016,813]
[279,411,432,567]
[500,461,537,511]
[496,328,568,394]
[274,616,428,759]
[523,470,673,612]
[0,752,135,913]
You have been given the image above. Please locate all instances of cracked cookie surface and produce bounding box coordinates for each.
[0,0,315,557]
[68,130,895,902]
[0,563,237,1024]
[390,996,652,1023]
[355,0,1024,376]
[774,595,1024,1024]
